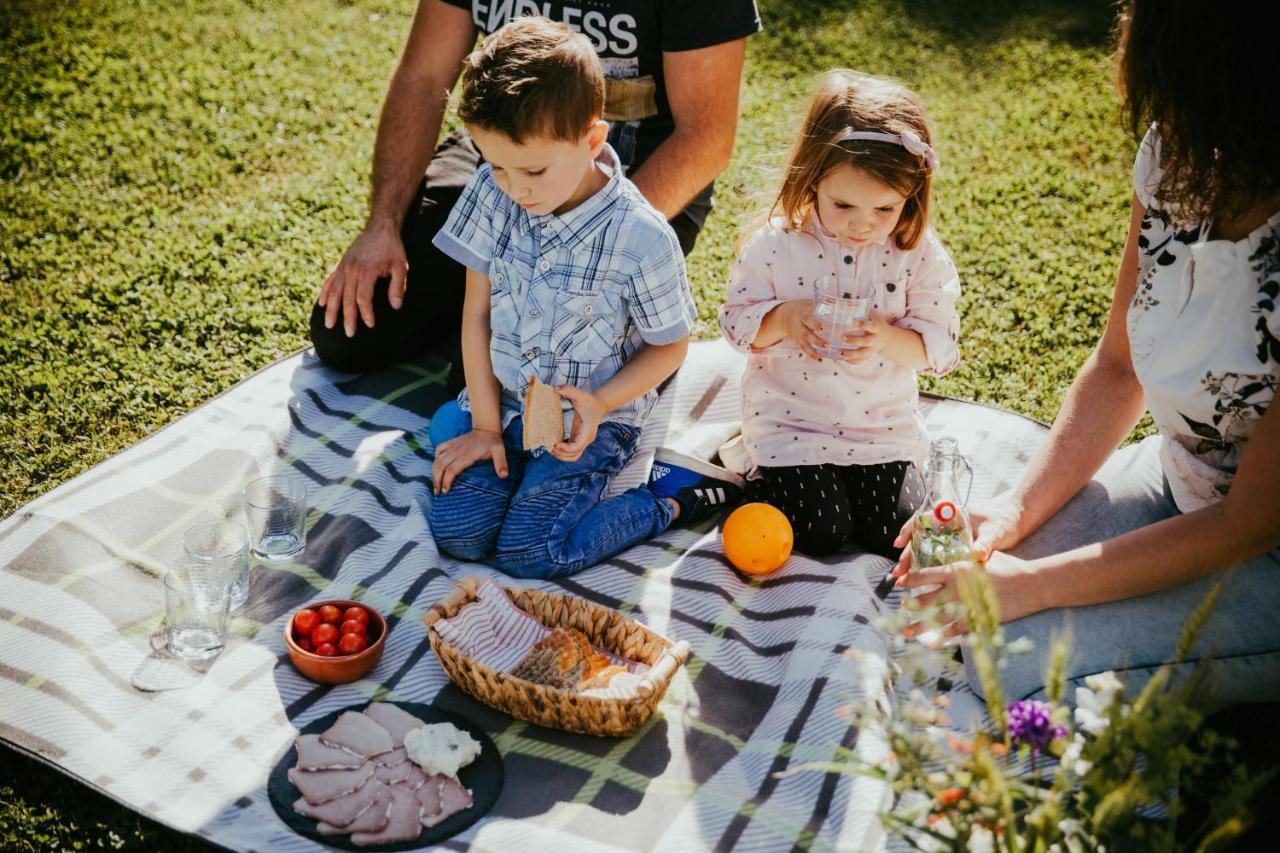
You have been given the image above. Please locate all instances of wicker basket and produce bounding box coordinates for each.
[424,578,690,737]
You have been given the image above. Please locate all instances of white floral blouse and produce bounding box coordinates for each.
[1128,126,1280,511]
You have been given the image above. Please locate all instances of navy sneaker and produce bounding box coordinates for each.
[648,448,745,526]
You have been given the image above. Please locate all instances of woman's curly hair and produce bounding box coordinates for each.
[1116,0,1280,222]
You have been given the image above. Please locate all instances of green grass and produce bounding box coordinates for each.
[0,0,1144,845]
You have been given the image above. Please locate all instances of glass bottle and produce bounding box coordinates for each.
[910,436,975,568]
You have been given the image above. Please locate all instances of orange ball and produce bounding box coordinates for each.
[722,502,793,575]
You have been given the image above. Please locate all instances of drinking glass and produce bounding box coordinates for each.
[164,568,231,661]
[183,519,251,611]
[811,275,873,358]
[242,475,306,563]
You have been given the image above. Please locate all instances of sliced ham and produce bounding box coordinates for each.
[370,745,408,768]
[418,774,472,827]
[320,710,394,758]
[293,776,381,826]
[351,785,423,846]
[318,785,392,835]
[373,760,412,785]
[295,734,363,770]
[287,764,374,805]
[392,763,431,791]
[363,703,427,747]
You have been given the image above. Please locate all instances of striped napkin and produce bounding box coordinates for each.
[433,580,648,699]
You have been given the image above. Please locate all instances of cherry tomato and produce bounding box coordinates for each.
[311,623,339,646]
[343,606,369,625]
[296,636,313,652]
[338,633,368,655]
[315,642,337,657]
[318,604,343,625]
[293,609,319,635]
[339,619,365,637]
[933,501,957,524]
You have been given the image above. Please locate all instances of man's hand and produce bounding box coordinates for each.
[317,223,409,338]
[552,385,605,463]
[433,429,508,494]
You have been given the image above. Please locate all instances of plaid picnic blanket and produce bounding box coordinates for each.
[0,340,1048,851]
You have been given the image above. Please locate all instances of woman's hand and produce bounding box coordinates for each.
[552,385,604,462]
[432,429,507,494]
[889,498,1026,579]
[898,550,1044,634]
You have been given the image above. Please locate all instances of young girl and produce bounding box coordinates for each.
[719,69,961,559]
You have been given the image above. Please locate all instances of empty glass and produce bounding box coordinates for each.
[164,568,231,661]
[183,520,251,611]
[242,475,306,563]
[811,275,874,358]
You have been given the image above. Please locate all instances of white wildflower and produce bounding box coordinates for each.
[1073,686,1110,736]
[1083,671,1124,708]
[968,825,995,853]
[1006,636,1035,655]
[1060,732,1092,777]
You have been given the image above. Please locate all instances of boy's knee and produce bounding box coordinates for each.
[428,489,503,561]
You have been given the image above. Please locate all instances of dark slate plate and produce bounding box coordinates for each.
[268,703,503,850]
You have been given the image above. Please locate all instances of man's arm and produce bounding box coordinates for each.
[626,38,747,219]
[367,0,477,231]
[318,1,476,334]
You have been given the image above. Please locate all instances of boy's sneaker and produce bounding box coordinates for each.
[648,448,745,526]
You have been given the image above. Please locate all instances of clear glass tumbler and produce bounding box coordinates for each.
[242,475,306,563]
[183,519,251,611]
[164,568,231,661]
[811,275,874,358]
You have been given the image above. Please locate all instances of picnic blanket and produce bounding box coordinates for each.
[0,340,1049,851]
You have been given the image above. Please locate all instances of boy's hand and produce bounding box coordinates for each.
[552,385,605,462]
[317,223,408,338]
[433,429,507,494]
[776,300,827,360]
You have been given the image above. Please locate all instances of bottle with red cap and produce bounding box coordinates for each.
[910,435,975,569]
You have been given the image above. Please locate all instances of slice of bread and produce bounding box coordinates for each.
[522,376,565,450]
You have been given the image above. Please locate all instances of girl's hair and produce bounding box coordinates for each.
[767,70,936,251]
[1116,0,1279,222]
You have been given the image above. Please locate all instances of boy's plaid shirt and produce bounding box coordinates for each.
[433,144,694,434]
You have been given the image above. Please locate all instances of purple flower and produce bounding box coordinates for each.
[1005,699,1068,754]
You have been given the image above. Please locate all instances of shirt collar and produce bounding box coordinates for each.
[513,143,623,252]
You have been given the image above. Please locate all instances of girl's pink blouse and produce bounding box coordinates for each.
[719,218,961,469]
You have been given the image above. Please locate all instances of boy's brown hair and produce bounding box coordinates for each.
[457,17,605,144]
[768,70,935,251]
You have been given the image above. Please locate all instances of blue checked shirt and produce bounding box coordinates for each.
[433,144,695,435]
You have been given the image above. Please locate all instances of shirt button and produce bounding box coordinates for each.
[523,349,535,360]
[583,304,594,315]
[539,260,551,272]
[494,272,504,283]
[530,308,540,318]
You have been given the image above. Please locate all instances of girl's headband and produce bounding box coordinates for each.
[832,127,939,171]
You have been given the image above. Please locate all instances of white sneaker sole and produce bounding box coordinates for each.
[653,447,746,488]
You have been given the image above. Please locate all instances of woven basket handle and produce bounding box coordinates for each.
[635,640,691,699]
[423,578,478,627]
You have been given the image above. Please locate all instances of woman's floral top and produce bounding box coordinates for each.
[1128,127,1280,511]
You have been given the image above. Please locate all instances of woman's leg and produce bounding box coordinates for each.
[492,423,673,579]
[969,436,1280,708]
[751,465,855,556]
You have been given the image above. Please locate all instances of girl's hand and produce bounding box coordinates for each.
[552,385,604,462]
[838,318,890,364]
[775,300,828,360]
[433,429,507,494]
[898,550,1042,635]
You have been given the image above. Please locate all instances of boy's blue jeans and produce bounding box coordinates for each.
[428,413,675,579]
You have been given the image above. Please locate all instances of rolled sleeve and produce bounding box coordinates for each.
[718,228,783,352]
[431,164,504,273]
[895,234,961,376]
[626,225,695,345]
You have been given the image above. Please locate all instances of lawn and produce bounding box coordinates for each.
[1,0,1136,846]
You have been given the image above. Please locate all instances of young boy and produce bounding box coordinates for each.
[428,17,743,579]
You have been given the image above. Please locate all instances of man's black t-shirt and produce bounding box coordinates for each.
[442,0,761,170]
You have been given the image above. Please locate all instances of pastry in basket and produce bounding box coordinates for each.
[510,626,626,691]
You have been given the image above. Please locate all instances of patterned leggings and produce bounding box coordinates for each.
[750,461,923,559]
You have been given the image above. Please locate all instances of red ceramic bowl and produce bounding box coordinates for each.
[284,599,387,684]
